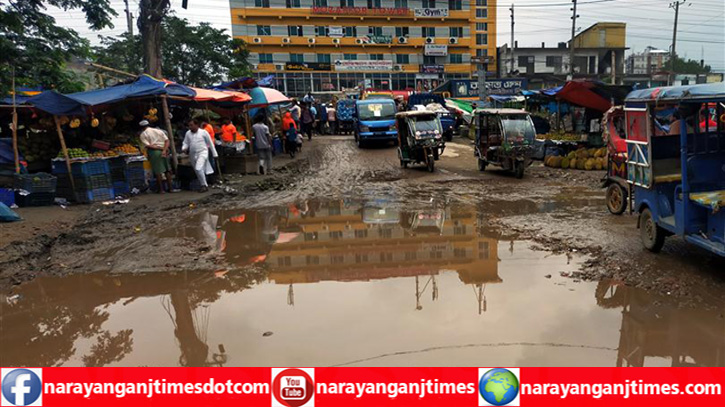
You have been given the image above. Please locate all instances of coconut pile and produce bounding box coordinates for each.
[544,147,608,171]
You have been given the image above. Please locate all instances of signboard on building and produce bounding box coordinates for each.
[361,35,392,44]
[420,64,445,74]
[312,7,408,16]
[328,26,344,37]
[424,44,448,56]
[285,62,332,72]
[334,60,393,72]
[413,8,449,18]
[486,78,527,96]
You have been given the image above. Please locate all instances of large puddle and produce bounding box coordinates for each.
[2,199,724,367]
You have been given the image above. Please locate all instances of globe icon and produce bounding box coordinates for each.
[479,368,519,406]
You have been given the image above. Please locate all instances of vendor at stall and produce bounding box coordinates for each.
[221,118,244,143]
[139,120,174,194]
[182,119,218,193]
[202,120,216,143]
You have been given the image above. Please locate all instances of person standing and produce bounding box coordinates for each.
[301,103,315,141]
[221,118,242,143]
[326,103,337,135]
[202,120,216,143]
[182,119,218,193]
[139,120,174,194]
[316,102,328,135]
[289,100,301,129]
[253,116,273,175]
[282,111,298,156]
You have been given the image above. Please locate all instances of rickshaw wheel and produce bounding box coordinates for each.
[401,159,408,168]
[639,208,665,253]
[427,157,435,172]
[515,163,525,179]
[477,159,487,172]
[606,183,627,215]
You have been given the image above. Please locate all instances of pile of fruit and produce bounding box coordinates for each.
[56,148,90,159]
[89,150,119,158]
[143,108,159,123]
[113,144,141,155]
[545,147,608,171]
[18,135,56,164]
[538,132,581,142]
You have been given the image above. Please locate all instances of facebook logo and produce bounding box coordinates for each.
[1,369,42,406]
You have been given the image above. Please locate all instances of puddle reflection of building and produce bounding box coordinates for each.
[251,200,502,313]
[595,281,725,367]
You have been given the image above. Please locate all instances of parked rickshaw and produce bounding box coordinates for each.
[396,111,446,172]
[602,106,630,214]
[474,109,536,178]
[624,83,725,255]
[336,99,356,135]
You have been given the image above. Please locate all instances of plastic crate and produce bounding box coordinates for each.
[13,173,57,193]
[0,187,14,206]
[75,187,115,203]
[57,174,111,190]
[51,159,69,174]
[110,168,126,182]
[108,156,126,170]
[71,159,110,177]
[113,181,130,196]
[15,191,55,207]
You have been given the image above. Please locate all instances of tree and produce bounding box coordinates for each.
[94,16,251,87]
[0,0,116,95]
[671,55,711,75]
[138,0,169,77]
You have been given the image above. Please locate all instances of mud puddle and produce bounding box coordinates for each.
[2,199,724,367]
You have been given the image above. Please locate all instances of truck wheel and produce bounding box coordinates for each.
[478,159,487,172]
[606,183,627,215]
[640,208,666,253]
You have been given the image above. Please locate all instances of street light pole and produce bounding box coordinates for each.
[669,0,686,85]
[510,4,515,76]
[124,0,134,36]
[569,0,578,79]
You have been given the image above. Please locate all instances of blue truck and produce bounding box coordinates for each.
[354,99,398,148]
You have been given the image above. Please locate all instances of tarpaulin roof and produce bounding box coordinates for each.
[540,86,564,96]
[555,81,612,112]
[189,87,251,103]
[65,75,195,107]
[625,82,725,103]
[26,91,87,116]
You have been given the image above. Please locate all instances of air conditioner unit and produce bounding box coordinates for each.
[275,64,285,71]
[253,37,262,44]
[282,37,291,44]
[355,38,364,44]
[398,36,408,44]
[425,37,435,44]
[332,38,341,45]
[449,37,458,44]
[308,38,316,44]
[393,65,403,71]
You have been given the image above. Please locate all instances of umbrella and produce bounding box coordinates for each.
[190,87,251,103]
[245,87,290,108]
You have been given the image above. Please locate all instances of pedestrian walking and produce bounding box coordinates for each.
[182,119,218,193]
[253,116,273,175]
[282,111,299,157]
[316,102,328,135]
[139,120,174,194]
[326,104,337,135]
[289,100,301,129]
[301,103,315,141]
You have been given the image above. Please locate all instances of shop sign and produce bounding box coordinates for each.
[420,64,445,74]
[285,62,332,72]
[424,44,448,56]
[361,35,392,44]
[413,8,449,18]
[334,60,393,72]
[328,26,344,38]
[312,7,409,16]
[486,78,527,96]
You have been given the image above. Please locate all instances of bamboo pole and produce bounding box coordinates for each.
[244,105,253,156]
[11,67,19,174]
[160,95,178,169]
[54,116,76,193]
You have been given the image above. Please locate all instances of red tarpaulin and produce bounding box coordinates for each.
[556,81,613,113]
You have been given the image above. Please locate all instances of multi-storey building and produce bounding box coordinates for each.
[229,0,497,95]
[625,46,669,75]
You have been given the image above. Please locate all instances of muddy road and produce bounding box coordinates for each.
[1,135,724,367]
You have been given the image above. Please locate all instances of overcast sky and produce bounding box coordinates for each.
[51,0,725,72]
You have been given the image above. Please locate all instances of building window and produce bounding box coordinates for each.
[257,25,271,36]
[290,54,304,63]
[344,26,357,37]
[340,0,354,6]
[286,0,300,7]
[255,0,270,7]
[476,8,487,18]
[476,0,487,5]
[395,27,409,37]
[396,54,409,64]
[449,54,462,63]
[259,53,273,64]
[313,0,328,6]
[316,26,328,36]
[423,27,435,37]
[370,54,383,60]
[476,48,488,57]
[367,0,381,8]
[368,26,383,36]
[288,25,303,37]
[395,0,407,7]
[518,55,534,66]
[476,33,487,45]
[423,56,437,64]
[448,0,462,10]
[422,0,435,8]
[344,54,358,60]
[318,54,331,63]
[476,23,488,31]
[449,27,463,37]
[546,55,562,67]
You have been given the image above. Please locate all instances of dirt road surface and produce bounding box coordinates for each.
[2,135,724,367]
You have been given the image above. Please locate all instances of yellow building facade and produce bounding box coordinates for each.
[229,0,497,95]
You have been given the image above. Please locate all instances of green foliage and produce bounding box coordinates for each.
[93,16,251,87]
[0,0,117,95]
[672,55,711,74]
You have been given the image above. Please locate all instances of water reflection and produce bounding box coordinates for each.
[1,199,723,367]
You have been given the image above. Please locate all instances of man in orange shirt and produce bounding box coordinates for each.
[221,118,245,143]
[202,120,216,142]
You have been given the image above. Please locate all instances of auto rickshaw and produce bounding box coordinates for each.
[624,83,725,256]
[602,106,630,214]
[396,111,446,172]
[474,109,536,178]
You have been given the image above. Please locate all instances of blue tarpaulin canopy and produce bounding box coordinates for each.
[65,75,195,107]
[540,86,564,96]
[26,91,87,116]
[625,82,725,103]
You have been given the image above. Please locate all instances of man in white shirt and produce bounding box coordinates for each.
[182,119,218,193]
[139,120,173,193]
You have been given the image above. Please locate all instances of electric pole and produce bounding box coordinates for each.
[510,4,515,77]
[669,0,686,85]
[124,0,134,36]
[569,0,578,79]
